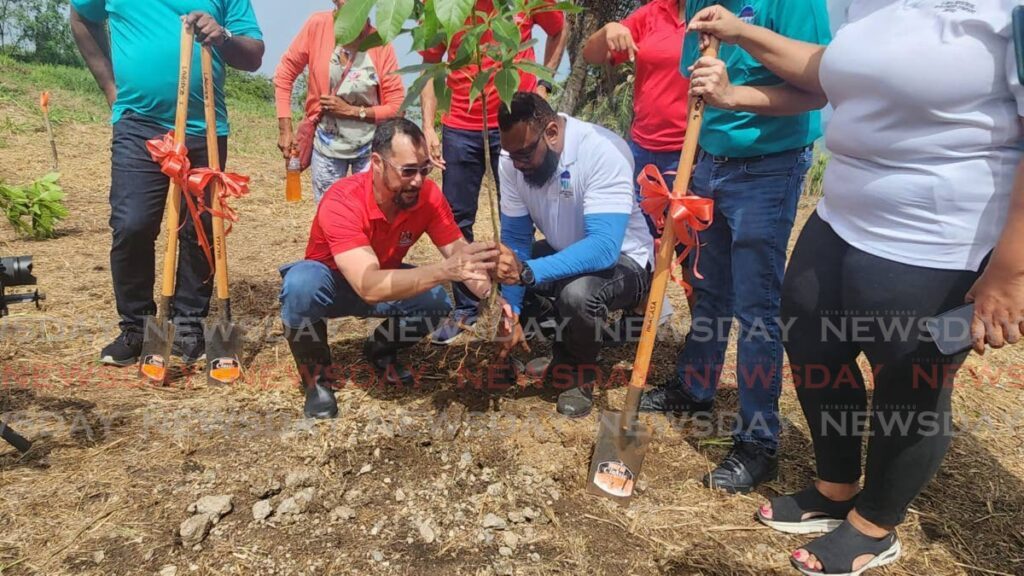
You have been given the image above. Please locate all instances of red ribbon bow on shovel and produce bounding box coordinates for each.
[637,164,714,296]
[187,168,251,226]
[145,131,191,184]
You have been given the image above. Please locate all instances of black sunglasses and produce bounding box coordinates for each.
[384,157,433,179]
[508,132,545,163]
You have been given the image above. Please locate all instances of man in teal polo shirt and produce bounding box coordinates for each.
[639,0,830,493]
[70,1,263,367]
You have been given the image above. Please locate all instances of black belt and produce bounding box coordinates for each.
[697,144,812,164]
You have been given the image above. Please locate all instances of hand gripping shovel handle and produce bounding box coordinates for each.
[620,37,720,428]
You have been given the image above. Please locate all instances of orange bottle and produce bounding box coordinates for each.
[285,149,302,202]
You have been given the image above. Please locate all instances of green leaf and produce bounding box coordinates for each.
[517,38,539,52]
[334,0,375,46]
[412,0,442,52]
[434,0,475,38]
[494,67,519,107]
[41,172,60,183]
[400,69,439,112]
[396,62,443,76]
[433,73,452,114]
[512,60,553,82]
[468,68,495,107]
[375,0,416,42]
[356,30,386,52]
[490,17,520,52]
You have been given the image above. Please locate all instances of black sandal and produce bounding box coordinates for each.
[790,520,901,576]
[756,487,857,534]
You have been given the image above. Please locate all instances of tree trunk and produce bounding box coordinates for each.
[557,0,638,115]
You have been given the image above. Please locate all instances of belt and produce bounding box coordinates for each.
[698,144,812,164]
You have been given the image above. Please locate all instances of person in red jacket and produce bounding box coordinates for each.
[274,1,405,202]
[419,0,567,344]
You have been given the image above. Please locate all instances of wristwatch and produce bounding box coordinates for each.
[221,27,233,45]
[537,79,553,93]
[520,263,536,287]
[358,106,367,119]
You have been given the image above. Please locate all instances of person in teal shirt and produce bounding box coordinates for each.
[639,0,831,494]
[70,1,263,367]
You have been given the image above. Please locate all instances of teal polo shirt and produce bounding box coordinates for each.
[71,0,262,136]
[682,0,830,157]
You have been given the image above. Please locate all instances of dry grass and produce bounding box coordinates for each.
[1,65,1024,576]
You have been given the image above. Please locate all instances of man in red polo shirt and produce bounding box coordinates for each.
[418,0,567,345]
[279,118,498,419]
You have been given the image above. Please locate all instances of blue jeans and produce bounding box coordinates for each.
[278,260,452,335]
[674,145,813,451]
[441,125,501,317]
[629,141,680,239]
[311,149,371,204]
[109,111,225,335]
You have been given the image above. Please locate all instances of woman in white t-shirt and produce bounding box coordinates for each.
[686,2,1024,574]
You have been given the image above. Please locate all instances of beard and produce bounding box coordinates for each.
[523,148,561,189]
[394,186,420,210]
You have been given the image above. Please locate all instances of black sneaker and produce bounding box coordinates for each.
[172,332,207,365]
[638,384,713,415]
[99,329,144,367]
[703,441,778,494]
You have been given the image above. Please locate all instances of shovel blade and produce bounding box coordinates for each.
[205,317,243,386]
[587,409,652,504]
[139,316,174,384]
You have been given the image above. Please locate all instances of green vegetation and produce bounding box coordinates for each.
[0,172,69,239]
[805,151,829,196]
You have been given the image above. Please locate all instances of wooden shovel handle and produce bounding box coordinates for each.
[621,37,721,415]
[160,23,195,300]
[201,45,230,302]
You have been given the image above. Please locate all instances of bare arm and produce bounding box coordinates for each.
[543,22,568,70]
[688,5,826,96]
[582,22,636,66]
[335,242,497,304]
[420,77,445,169]
[70,8,116,107]
[689,56,827,115]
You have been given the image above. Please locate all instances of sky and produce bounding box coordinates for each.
[248,0,569,82]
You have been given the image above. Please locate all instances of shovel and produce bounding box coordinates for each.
[200,45,244,386]
[140,23,195,384]
[587,37,720,504]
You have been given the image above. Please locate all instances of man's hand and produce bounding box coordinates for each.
[442,241,499,283]
[495,243,524,285]
[278,127,295,159]
[425,128,446,170]
[688,5,747,47]
[497,300,530,361]
[604,22,638,62]
[319,95,361,119]
[965,261,1024,354]
[688,57,736,109]
[183,12,230,47]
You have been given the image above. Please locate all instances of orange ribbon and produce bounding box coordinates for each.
[637,164,714,296]
[187,168,251,225]
[39,91,50,112]
[146,131,191,184]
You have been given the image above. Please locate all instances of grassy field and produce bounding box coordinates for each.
[1,57,1023,576]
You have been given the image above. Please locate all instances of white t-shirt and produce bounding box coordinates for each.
[816,0,1024,271]
[499,114,654,269]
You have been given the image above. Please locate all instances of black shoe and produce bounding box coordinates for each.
[638,384,713,415]
[556,386,593,418]
[99,328,144,367]
[283,321,338,420]
[364,341,417,387]
[172,332,207,365]
[703,441,778,494]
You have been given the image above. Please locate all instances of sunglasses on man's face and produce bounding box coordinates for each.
[384,157,433,179]
[508,132,545,164]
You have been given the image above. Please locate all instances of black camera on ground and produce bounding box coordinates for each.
[0,255,44,317]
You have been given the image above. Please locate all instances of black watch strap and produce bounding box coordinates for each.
[537,79,553,92]
[520,263,536,287]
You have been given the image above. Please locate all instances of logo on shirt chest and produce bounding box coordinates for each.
[398,230,414,247]
[737,5,755,23]
[559,170,572,199]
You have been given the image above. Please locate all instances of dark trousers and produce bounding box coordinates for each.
[782,212,981,527]
[520,241,650,374]
[109,112,224,335]
[441,125,501,316]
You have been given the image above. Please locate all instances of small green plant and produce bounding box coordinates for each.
[804,151,829,197]
[0,172,69,239]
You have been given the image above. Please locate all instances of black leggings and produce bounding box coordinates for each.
[781,213,982,526]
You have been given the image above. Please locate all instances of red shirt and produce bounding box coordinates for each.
[420,0,565,131]
[305,171,463,270]
[611,0,689,151]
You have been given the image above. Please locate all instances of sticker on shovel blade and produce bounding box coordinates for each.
[140,355,167,381]
[209,357,241,383]
[593,460,636,498]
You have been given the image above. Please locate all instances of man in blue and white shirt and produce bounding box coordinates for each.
[494,92,653,417]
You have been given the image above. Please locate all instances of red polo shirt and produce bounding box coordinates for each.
[611,0,689,152]
[305,171,463,270]
[420,0,565,131]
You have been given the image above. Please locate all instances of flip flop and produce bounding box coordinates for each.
[790,520,901,576]
[757,487,857,534]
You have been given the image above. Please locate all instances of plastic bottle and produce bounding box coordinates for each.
[285,149,302,202]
